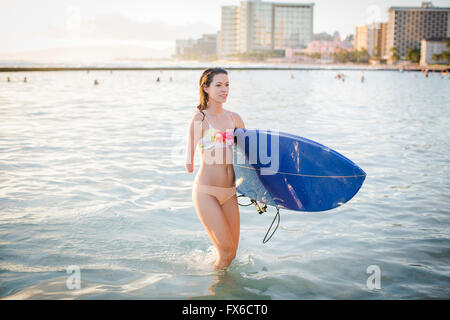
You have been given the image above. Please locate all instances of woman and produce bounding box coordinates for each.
[185,67,245,270]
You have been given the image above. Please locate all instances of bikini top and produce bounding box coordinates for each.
[199,111,235,150]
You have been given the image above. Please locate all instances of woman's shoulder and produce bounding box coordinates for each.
[228,110,243,121]
[226,110,244,128]
[191,110,205,121]
[226,110,240,119]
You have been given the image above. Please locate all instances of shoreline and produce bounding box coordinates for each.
[0,63,448,72]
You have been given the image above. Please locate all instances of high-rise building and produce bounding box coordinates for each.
[379,22,388,59]
[220,6,240,58]
[355,22,387,57]
[385,2,450,59]
[219,0,314,57]
[355,25,369,52]
[273,2,314,50]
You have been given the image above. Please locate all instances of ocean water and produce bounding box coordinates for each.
[0,69,449,299]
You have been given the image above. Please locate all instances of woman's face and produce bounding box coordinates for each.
[204,73,229,104]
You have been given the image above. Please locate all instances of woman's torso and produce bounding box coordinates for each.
[195,110,236,187]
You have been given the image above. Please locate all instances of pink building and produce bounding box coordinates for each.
[286,39,353,58]
[304,39,351,55]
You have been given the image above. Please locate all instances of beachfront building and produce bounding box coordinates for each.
[219,0,314,58]
[385,1,450,59]
[420,39,450,65]
[272,2,314,50]
[175,34,217,59]
[303,37,351,56]
[355,25,368,53]
[285,32,352,63]
[379,22,388,59]
[176,39,194,57]
[355,22,388,57]
[220,6,241,58]
[216,31,221,57]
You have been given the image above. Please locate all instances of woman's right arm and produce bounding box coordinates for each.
[185,112,203,173]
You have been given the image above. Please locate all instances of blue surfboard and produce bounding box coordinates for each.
[233,128,366,212]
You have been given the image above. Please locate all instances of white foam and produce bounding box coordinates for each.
[179,246,218,273]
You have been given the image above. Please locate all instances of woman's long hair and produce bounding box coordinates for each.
[197,67,228,120]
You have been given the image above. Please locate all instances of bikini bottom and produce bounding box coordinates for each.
[192,181,236,205]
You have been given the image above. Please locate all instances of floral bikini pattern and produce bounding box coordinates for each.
[200,128,235,148]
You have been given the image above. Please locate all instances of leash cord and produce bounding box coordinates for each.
[262,207,280,244]
[237,194,280,244]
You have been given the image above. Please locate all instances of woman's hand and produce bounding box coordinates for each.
[185,163,194,173]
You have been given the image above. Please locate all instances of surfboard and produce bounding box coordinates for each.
[233,128,366,212]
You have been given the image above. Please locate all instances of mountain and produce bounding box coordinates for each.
[0,44,174,63]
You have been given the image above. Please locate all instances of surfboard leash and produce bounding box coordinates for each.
[237,195,280,244]
[262,207,280,244]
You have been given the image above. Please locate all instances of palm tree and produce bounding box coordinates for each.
[390,47,399,61]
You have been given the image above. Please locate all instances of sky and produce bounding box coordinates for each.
[1,0,449,60]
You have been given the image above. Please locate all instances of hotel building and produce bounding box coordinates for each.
[219,0,314,57]
[385,2,450,59]
[220,6,241,57]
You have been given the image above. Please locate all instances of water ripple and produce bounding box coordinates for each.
[0,70,449,299]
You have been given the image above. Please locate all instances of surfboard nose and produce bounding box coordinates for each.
[353,164,366,178]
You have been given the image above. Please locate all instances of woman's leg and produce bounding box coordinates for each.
[220,194,240,259]
[192,189,236,269]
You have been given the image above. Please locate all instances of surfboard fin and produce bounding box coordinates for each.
[251,199,267,214]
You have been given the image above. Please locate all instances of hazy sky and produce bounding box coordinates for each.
[1,0,449,58]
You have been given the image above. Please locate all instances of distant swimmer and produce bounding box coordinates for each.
[335,72,345,81]
[94,80,99,85]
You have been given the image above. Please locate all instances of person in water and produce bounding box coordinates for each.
[185,67,245,270]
